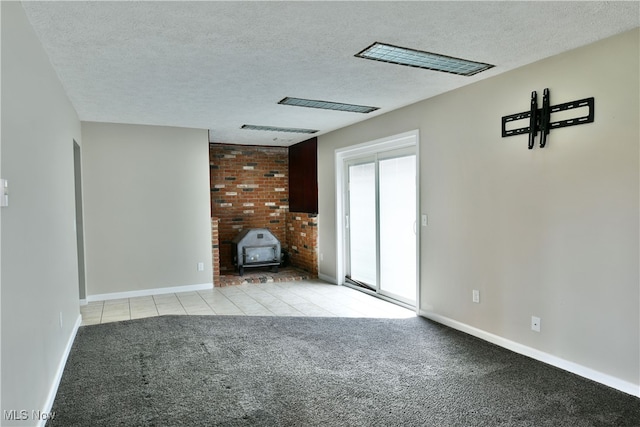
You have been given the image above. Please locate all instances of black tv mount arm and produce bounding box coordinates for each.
[502,88,594,149]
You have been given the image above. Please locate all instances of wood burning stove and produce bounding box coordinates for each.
[231,228,281,276]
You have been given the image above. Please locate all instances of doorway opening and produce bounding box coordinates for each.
[73,141,87,304]
[336,131,419,310]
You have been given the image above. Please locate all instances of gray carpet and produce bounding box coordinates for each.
[48,316,640,426]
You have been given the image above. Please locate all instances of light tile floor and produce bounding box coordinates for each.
[81,279,416,326]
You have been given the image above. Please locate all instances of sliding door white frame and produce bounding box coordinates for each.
[334,130,420,312]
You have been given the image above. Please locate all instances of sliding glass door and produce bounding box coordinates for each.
[378,152,416,303]
[346,158,377,288]
[345,147,417,306]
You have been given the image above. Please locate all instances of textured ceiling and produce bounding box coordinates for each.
[21,1,639,147]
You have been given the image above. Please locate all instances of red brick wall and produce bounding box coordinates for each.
[211,217,220,285]
[286,213,318,276]
[210,144,289,272]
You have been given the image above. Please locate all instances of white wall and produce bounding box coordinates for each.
[318,29,639,391]
[81,122,212,297]
[1,2,82,423]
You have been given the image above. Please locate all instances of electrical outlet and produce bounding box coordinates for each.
[472,290,480,303]
[59,312,63,330]
[0,179,8,207]
[531,316,541,332]
[421,214,428,226]
[197,262,205,271]
[320,253,324,262]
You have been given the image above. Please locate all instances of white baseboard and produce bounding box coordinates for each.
[87,282,213,302]
[79,298,87,306]
[419,309,640,398]
[39,313,82,427]
[318,273,338,285]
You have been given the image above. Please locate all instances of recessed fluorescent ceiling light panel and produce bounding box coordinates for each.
[241,124,318,134]
[355,42,494,76]
[279,97,379,114]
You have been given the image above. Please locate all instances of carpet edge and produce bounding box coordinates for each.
[419,309,640,397]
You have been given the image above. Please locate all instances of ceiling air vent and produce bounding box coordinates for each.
[241,124,318,134]
[279,97,379,114]
[355,42,494,76]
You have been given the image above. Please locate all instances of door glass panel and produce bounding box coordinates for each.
[379,155,416,303]
[348,162,377,287]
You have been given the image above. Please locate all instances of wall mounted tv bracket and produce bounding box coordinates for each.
[501,88,594,149]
